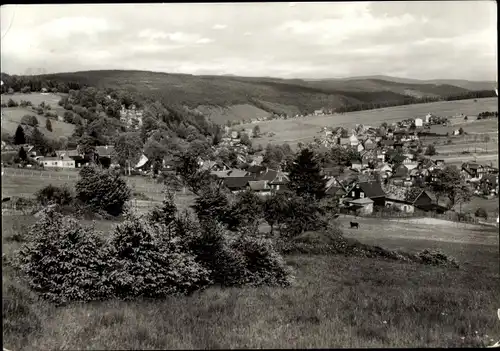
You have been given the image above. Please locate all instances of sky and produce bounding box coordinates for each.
[0,2,497,81]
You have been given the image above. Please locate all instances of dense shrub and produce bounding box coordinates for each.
[20,115,39,127]
[475,207,488,219]
[17,209,115,305]
[417,249,459,268]
[7,98,19,107]
[109,214,212,299]
[35,184,73,206]
[75,166,131,216]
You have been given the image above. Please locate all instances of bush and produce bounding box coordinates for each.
[416,249,459,268]
[7,98,19,107]
[20,115,39,127]
[75,166,131,217]
[19,100,33,108]
[17,209,115,305]
[474,207,488,219]
[108,215,212,298]
[36,107,44,115]
[35,184,73,206]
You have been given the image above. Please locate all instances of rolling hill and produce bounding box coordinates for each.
[2,70,496,125]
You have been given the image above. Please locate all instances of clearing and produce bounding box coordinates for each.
[1,107,75,141]
[241,98,498,149]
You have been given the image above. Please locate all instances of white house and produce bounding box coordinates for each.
[414,118,423,127]
[425,113,432,123]
[349,134,359,147]
[41,156,75,169]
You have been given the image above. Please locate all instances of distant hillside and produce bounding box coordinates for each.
[1,70,496,125]
[310,75,497,91]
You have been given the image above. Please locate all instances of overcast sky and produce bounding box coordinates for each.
[0,2,497,80]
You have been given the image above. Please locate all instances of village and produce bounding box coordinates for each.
[3,110,498,218]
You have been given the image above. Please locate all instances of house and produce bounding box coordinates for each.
[41,155,76,169]
[381,139,395,149]
[55,149,87,168]
[357,143,365,152]
[95,145,115,168]
[322,166,344,179]
[461,162,487,179]
[247,180,272,197]
[222,176,254,194]
[425,113,432,123]
[226,169,250,178]
[349,134,359,147]
[414,118,423,127]
[382,184,434,213]
[346,198,374,215]
[480,174,499,195]
[345,181,386,207]
[250,155,264,166]
[340,138,350,147]
[363,139,376,150]
[402,158,418,171]
[376,164,393,178]
[351,160,363,171]
[231,131,239,139]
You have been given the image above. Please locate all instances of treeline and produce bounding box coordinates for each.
[477,111,498,119]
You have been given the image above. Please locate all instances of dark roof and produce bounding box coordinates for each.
[248,180,271,191]
[323,166,343,177]
[222,176,254,190]
[247,165,266,175]
[256,169,278,182]
[325,186,346,197]
[382,140,395,146]
[392,164,409,178]
[383,184,425,204]
[95,145,115,157]
[357,181,386,198]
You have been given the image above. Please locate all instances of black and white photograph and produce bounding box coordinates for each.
[1,1,499,349]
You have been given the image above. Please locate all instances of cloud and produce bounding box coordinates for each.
[0,3,496,81]
[212,24,227,30]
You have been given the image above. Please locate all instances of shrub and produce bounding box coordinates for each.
[75,166,131,217]
[109,214,212,298]
[35,184,73,206]
[475,207,488,219]
[20,115,39,127]
[7,98,19,107]
[416,249,459,268]
[17,209,115,305]
[36,107,44,115]
[19,100,33,108]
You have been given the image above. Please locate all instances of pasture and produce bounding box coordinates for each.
[2,212,499,349]
[1,92,67,111]
[242,98,498,149]
[0,168,196,212]
[1,107,75,141]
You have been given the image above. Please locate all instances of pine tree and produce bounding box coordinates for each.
[18,146,27,161]
[45,118,53,132]
[288,148,327,200]
[14,125,26,145]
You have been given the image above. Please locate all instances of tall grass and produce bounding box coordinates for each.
[3,245,498,349]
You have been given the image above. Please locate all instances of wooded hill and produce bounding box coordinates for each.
[1,70,496,125]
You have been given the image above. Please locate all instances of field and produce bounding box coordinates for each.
[1,92,67,111]
[242,98,498,149]
[2,212,499,349]
[1,107,75,141]
[0,168,196,213]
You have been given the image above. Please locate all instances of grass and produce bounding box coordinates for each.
[241,98,498,149]
[460,197,499,219]
[2,211,499,349]
[1,106,75,141]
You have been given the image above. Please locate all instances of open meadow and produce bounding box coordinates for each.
[1,107,75,140]
[242,98,498,149]
[1,93,67,111]
[2,211,499,349]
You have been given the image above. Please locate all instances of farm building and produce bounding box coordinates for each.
[382,184,434,213]
[41,155,76,169]
[344,181,386,207]
[247,180,272,197]
[346,198,374,215]
[414,118,423,127]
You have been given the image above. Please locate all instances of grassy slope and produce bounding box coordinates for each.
[35,70,483,124]
[1,93,75,140]
[2,213,499,349]
[242,97,498,149]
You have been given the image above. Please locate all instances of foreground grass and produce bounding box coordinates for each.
[3,254,499,350]
[3,214,499,349]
